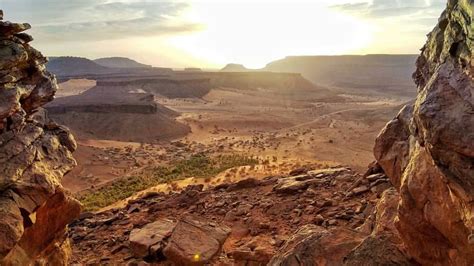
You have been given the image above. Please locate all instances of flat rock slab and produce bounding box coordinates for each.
[273,175,324,194]
[0,22,31,36]
[307,167,351,178]
[163,215,230,265]
[129,218,176,258]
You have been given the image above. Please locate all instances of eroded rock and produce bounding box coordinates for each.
[268,225,366,265]
[374,0,474,264]
[129,218,175,258]
[163,215,230,265]
[345,188,413,265]
[0,10,80,265]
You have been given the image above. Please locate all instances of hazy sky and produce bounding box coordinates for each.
[1,0,445,68]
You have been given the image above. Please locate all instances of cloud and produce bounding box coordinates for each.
[332,0,445,18]
[1,0,203,42]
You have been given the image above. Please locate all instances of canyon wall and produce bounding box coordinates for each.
[0,11,80,265]
[374,0,474,264]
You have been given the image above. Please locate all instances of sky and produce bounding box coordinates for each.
[0,0,445,68]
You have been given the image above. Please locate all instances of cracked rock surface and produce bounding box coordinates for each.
[374,0,474,264]
[0,10,80,265]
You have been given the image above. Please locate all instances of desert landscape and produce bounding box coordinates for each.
[41,56,415,264]
[1,0,473,265]
[43,55,412,203]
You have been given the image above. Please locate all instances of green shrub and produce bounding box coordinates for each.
[78,153,257,211]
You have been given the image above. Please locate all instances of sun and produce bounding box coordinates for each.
[166,1,374,68]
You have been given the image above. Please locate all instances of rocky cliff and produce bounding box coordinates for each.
[0,10,80,265]
[374,0,473,264]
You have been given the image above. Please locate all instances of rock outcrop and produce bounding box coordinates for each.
[0,10,80,265]
[268,225,366,265]
[163,215,231,265]
[129,218,176,258]
[374,0,474,264]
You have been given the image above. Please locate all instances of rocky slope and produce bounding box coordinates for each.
[69,167,396,265]
[0,11,80,265]
[374,0,474,264]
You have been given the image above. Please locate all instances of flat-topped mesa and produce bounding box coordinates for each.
[0,10,80,265]
[374,0,474,264]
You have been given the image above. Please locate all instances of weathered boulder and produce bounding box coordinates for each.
[344,189,414,265]
[129,218,175,258]
[163,215,230,265]
[268,225,366,265]
[0,10,80,265]
[229,239,274,265]
[374,0,474,264]
[273,168,350,194]
[307,167,351,178]
[273,174,321,194]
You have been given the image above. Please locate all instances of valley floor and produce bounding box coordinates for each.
[55,77,411,264]
[61,82,406,197]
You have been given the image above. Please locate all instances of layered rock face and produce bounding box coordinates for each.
[374,0,474,264]
[0,10,80,265]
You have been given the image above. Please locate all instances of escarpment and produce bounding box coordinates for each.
[0,10,80,265]
[374,0,474,264]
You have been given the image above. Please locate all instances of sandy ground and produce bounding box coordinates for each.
[59,80,407,198]
[163,87,404,172]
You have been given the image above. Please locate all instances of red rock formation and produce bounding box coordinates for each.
[0,10,80,265]
[374,0,474,264]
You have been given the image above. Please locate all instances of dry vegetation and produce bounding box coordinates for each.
[79,153,258,211]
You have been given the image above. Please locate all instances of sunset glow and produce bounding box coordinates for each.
[3,0,445,68]
[167,2,374,68]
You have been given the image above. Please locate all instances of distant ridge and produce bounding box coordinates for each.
[94,57,152,69]
[220,63,253,72]
[262,54,418,97]
[46,56,172,78]
[47,56,110,76]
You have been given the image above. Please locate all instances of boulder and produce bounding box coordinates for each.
[0,21,31,37]
[226,178,261,191]
[129,219,175,258]
[307,167,350,178]
[343,234,414,266]
[229,239,274,265]
[345,189,413,265]
[163,215,230,265]
[374,0,474,264]
[273,175,324,194]
[268,225,365,265]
